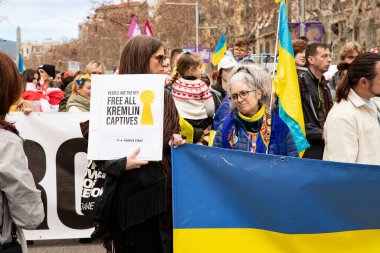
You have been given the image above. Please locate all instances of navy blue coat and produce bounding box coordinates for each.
[213,109,299,157]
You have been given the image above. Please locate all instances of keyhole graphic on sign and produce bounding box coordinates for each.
[140,90,155,125]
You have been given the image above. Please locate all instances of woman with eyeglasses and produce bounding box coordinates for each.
[213,63,298,157]
[85,36,184,253]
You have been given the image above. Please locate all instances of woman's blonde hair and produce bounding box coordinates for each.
[72,74,91,94]
[340,41,363,61]
[85,60,106,74]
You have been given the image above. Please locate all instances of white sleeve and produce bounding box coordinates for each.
[201,86,215,117]
[323,115,358,163]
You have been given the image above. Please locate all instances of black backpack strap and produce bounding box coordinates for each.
[11,223,17,242]
[0,192,18,244]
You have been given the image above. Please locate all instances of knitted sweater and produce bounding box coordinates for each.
[170,77,215,120]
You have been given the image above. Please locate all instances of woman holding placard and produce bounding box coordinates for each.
[92,36,183,253]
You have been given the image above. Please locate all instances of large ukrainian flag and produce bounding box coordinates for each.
[211,33,227,66]
[173,144,380,253]
[274,0,309,154]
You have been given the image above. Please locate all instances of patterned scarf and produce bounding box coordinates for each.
[223,105,272,154]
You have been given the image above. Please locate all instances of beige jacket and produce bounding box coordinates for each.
[323,89,380,165]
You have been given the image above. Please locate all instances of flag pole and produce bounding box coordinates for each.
[267,4,281,155]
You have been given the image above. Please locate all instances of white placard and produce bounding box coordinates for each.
[7,112,93,240]
[88,74,165,161]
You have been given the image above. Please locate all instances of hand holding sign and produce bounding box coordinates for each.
[126,147,149,170]
[170,134,185,148]
[88,75,165,161]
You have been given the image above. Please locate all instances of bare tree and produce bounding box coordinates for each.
[300,0,370,60]
[363,0,379,50]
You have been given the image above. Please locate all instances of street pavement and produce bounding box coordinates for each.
[28,239,104,253]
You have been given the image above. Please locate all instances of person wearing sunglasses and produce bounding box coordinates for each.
[213,63,298,157]
[82,36,184,253]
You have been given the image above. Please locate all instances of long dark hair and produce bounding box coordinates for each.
[0,52,23,135]
[119,36,162,74]
[22,68,39,85]
[335,52,380,102]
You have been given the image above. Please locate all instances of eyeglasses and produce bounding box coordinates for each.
[153,54,168,64]
[91,71,103,74]
[230,90,256,101]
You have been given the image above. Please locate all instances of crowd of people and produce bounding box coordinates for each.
[292,39,380,163]
[1,34,380,252]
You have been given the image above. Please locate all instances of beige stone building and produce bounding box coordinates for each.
[22,39,62,69]
[288,0,380,59]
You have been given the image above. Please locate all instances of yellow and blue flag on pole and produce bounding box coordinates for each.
[211,33,227,66]
[173,144,380,253]
[179,115,194,143]
[17,51,24,73]
[274,0,309,154]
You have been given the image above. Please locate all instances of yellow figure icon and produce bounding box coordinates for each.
[140,90,155,125]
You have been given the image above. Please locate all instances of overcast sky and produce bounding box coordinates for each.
[0,0,121,42]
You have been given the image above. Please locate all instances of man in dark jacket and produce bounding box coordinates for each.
[298,43,333,159]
